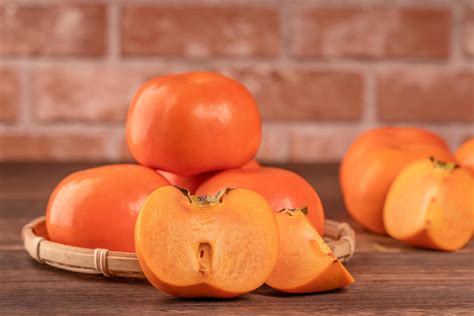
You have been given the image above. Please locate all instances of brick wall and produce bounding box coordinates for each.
[0,0,473,163]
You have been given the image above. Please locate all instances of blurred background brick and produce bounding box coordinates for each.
[228,68,364,121]
[464,8,474,56]
[122,5,280,58]
[0,131,117,161]
[0,0,472,163]
[377,69,474,122]
[0,3,106,56]
[0,67,19,122]
[32,65,152,122]
[292,7,451,59]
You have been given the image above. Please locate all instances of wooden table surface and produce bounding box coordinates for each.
[1,163,473,314]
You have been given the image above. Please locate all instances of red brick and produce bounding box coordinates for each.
[0,67,20,122]
[257,124,290,163]
[227,68,363,121]
[0,3,106,56]
[464,9,474,56]
[121,5,280,57]
[33,66,363,123]
[0,131,115,161]
[291,127,361,163]
[293,7,451,59]
[377,69,474,122]
[32,66,154,122]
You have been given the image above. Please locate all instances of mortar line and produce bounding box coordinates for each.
[279,1,293,62]
[0,0,457,7]
[449,1,464,67]
[106,2,120,62]
[17,61,31,129]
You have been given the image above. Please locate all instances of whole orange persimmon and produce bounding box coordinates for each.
[340,127,455,234]
[126,72,262,176]
[158,159,260,193]
[196,167,325,234]
[46,164,169,252]
[455,138,474,175]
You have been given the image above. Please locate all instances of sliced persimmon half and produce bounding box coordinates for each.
[266,208,354,293]
[135,186,279,298]
[384,157,473,251]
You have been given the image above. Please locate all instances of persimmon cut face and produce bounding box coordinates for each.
[384,158,474,251]
[135,186,279,298]
[340,127,455,234]
[196,167,325,235]
[266,209,354,293]
[46,164,170,252]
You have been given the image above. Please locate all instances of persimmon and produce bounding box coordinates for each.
[126,72,262,176]
[340,127,455,234]
[455,138,474,174]
[384,158,474,251]
[266,208,354,293]
[135,186,279,298]
[46,164,169,252]
[196,167,325,234]
[158,159,260,194]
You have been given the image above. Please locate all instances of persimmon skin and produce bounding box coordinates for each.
[456,139,474,234]
[196,167,325,234]
[126,72,262,176]
[135,186,279,298]
[158,159,260,194]
[340,127,455,234]
[384,158,473,251]
[46,164,169,252]
[266,210,354,293]
[455,138,474,175]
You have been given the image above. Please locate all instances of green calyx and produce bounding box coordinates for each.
[278,207,308,217]
[429,156,459,171]
[175,186,233,207]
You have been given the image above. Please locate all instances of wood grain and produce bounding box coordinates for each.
[1,163,473,314]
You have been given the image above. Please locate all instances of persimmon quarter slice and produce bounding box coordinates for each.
[135,186,280,298]
[266,209,354,293]
[384,158,473,251]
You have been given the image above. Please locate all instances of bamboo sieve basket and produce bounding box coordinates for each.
[22,216,356,279]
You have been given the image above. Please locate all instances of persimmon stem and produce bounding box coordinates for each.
[174,186,192,203]
[278,207,308,216]
[187,188,234,207]
[429,156,459,171]
[216,188,234,202]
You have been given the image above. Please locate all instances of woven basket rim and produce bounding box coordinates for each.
[22,216,356,279]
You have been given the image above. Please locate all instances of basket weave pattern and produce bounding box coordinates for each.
[22,216,356,279]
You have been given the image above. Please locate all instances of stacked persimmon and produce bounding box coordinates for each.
[340,128,474,251]
[45,72,354,298]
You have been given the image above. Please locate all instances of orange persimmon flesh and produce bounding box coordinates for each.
[384,158,473,251]
[266,209,354,293]
[135,186,279,298]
